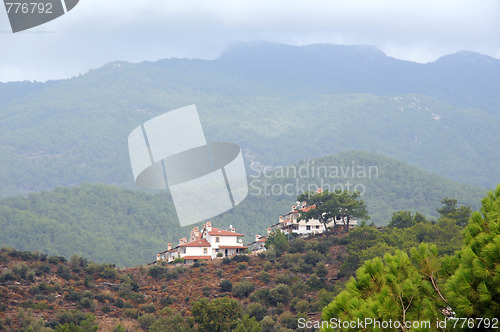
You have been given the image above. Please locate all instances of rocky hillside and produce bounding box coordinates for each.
[0,233,348,331]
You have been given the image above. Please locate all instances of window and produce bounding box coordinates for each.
[316,225,320,229]
[306,225,311,230]
[203,248,208,254]
[215,237,220,243]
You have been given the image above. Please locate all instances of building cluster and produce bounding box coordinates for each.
[156,221,247,265]
[156,189,357,264]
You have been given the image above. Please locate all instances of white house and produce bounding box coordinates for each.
[156,221,247,265]
[270,190,357,236]
[247,234,267,253]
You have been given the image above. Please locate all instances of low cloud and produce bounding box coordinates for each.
[1,0,499,81]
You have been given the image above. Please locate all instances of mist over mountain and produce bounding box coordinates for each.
[0,41,498,200]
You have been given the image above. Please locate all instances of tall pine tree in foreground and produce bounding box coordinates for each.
[445,185,500,318]
[321,244,447,331]
[320,185,500,331]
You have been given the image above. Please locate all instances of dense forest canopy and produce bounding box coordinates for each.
[0,43,498,200]
[0,151,486,267]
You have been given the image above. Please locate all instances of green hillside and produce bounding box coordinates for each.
[0,43,499,200]
[0,151,486,267]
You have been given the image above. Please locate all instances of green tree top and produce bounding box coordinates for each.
[445,185,500,318]
[436,198,472,227]
[297,189,369,231]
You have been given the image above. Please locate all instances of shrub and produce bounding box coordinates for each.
[279,311,296,329]
[306,274,323,290]
[12,264,29,279]
[269,284,291,305]
[138,313,157,329]
[246,302,267,321]
[262,261,273,271]
[47,256,63,264]
[315,262,328,279]
[124,309,139,319]
[276,274,292,285]
[95,294,113,303]
[65,290,84,303]
[143,303,156,313]
[216,269,223,278]
[222,257,232,265]
[78,297,93,309]
[237,263,248,270]
[101,305,111,314]
[114,298,124,308]
[56,265,72,280]
[148,266,166,279]
[160,296,174,307]
[313,289,336,311]
[295,299,310,313]
[35,264,51,276]
[261,315,276,332]
[100,266,117,280]
[290,283,306,298]
[249,288,270,304]
[259,271,271,283]
[57,310,90,326]
[289,238,307,253]
[304,250,324,266]
[172,258,184,264]
[0,269,15,282]
[232,281,255,298]
[299,261,314,274]
[232,255,250,263]
[219,280,233,292]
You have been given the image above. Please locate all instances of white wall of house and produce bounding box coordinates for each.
[180,246,211,257]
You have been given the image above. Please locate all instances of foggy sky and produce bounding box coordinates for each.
[1,0,499,82]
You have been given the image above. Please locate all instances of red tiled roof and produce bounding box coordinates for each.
[257,239,266,242]
[218,245,248,249]
[179,239,211,247]
[182,256,212,260]
[300,205,315,212]
[208,227,244,236]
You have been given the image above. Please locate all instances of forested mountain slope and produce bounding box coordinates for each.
[0,151,485,267]
[0,42,498,199]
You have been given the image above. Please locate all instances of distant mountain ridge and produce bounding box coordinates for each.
[0,41,498,199]
[216,41,500,113]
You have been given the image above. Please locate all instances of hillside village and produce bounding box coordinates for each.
[1,186,497,331]
[156,189,357,264]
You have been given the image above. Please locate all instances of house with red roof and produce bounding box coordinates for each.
[247,234,267,253]
[269,189,357,236]
[156,221,247,265]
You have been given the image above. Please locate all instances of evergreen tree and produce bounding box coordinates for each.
[297,190,368,232]
[437,198,472,227]
[321,245,447,331]
[445,185,500,318]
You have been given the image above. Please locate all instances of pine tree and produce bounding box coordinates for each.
[321,245,446,331]
[445,185,500,318]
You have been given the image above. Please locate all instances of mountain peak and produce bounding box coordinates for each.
[219,41,388,61]
[434,51,499,69]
